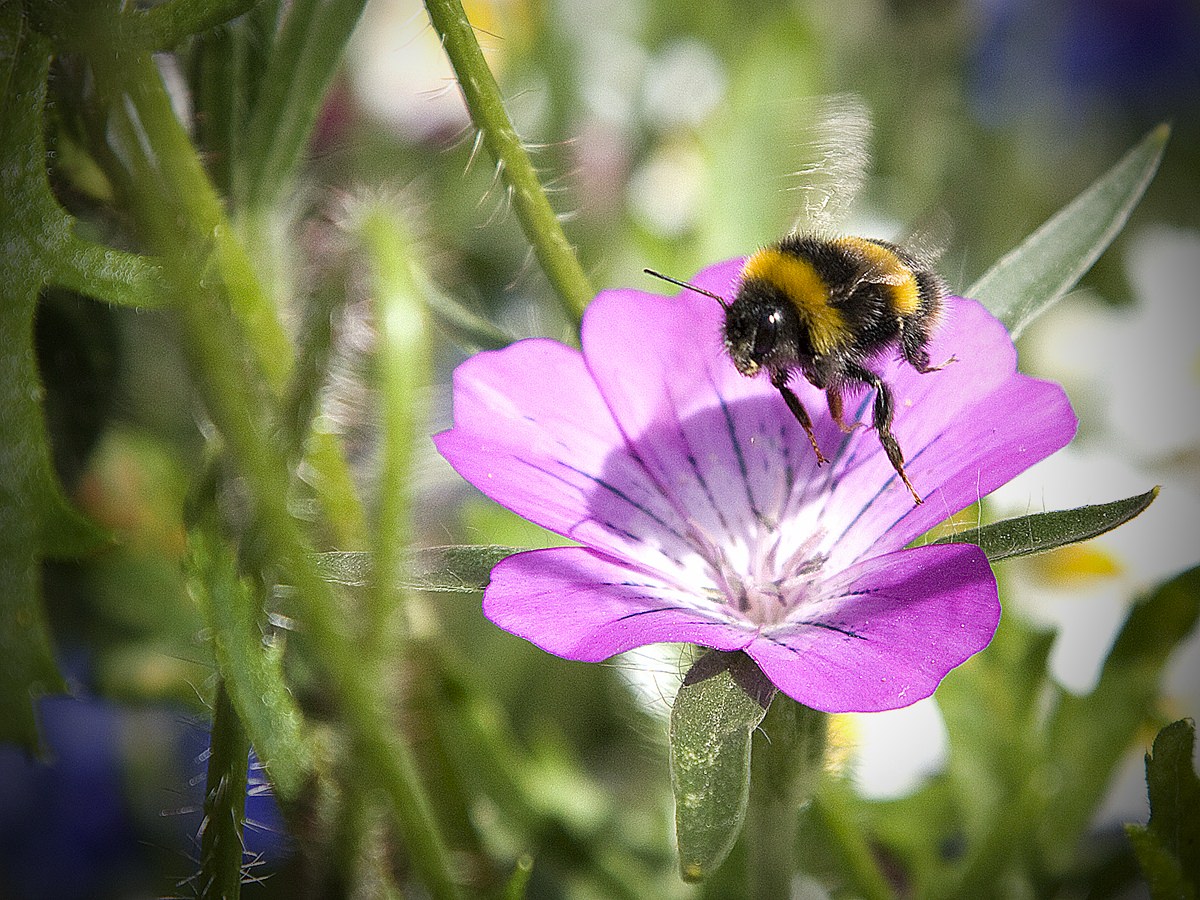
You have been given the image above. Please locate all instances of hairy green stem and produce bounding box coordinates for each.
[87,42,460,900]
[810,787,894,900]
[199,681,250,900]
[746,698,828,900]
[359,208,428,653]
[424,0,593,322]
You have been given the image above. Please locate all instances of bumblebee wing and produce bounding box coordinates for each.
[896,209,952,270]
[786,95,872,235]
[858,263,910,287]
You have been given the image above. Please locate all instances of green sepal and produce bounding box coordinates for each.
[670,651,776,883]
[968,124,1168,338]
[1126,719,1200,899]
[932,487,1158,561]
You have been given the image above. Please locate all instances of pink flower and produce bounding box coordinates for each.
[434,259,1077,712]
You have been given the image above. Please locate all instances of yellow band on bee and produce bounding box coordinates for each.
[742,248,846,355]
[835,236,921,316]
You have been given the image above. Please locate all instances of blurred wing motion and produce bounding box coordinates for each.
[786,94,873,235]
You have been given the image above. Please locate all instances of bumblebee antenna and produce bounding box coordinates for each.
[643,269,729,308]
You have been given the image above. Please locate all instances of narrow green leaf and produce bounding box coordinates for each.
[1128,719,1200,897]
[189,528,313,800]
[932,486,1158,561]
[670,651,776,883]
[237,0,368,208]
[967,124,1168,338]
[313,546,524,592]
[421,274,517,352]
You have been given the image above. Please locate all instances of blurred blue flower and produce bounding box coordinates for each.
[971,0,1200,125]
[0,652,291,898]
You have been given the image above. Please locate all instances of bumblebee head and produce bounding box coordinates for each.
[641,268,796,378]
[723,281,797,378]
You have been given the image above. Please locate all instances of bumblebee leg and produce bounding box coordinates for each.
[771,371,829,465]
[846,363,922,505]
[916,353,957,374]
[826,388,865,434]
[899,320,956,373]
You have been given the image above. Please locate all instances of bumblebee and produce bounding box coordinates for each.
[645,234,954,505]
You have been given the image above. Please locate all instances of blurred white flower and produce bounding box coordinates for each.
[990,225,1200,823]
[1023,226,1200,464]
[349,0,519,141]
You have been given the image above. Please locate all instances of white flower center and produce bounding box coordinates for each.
[689,519,831,627]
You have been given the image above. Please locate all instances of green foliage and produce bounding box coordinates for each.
[1126,719,1200,900]
[0,3,163,750]
[853,564,1200,898]
[968,124,1169,339]
[1,0,1195,896]
[188,526,314,801]
[934,487,1159,561]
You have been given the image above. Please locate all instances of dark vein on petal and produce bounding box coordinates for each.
[553,459,691,544]
[715,389,763,522]
[612,605,742,629]
[778,418,797,510]
[761,622,866,658]
[685,450,733,536]
[827,426,942,551]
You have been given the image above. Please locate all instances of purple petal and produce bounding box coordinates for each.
[483,547,755,661]
[747,543,999,712]
[814,298,1078,568]
[433,338,705,577]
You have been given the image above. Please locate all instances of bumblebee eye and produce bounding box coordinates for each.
[752,310,781,360]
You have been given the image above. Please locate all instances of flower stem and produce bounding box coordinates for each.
[199,681,250,900]
[810,785,895,900]
[746,697,828,899]
[424,0,593,323]
[358,207,429,653]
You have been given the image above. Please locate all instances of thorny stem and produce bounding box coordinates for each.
[424,0,593,323]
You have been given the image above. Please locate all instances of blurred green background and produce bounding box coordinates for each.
[6,0,1199,896]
